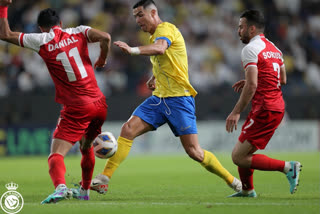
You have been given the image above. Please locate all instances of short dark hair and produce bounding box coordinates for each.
[133,0,156,9]
[240,10,265,30]
[37,8,60,28]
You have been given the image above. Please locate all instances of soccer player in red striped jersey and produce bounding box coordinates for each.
[0,0,110,203]
[226,10,302,197]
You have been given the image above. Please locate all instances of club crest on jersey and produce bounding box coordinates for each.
[48,36,79,52]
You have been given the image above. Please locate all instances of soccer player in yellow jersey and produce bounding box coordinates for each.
[90,0,241,194]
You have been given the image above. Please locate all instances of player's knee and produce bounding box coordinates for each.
[231,154,240,166]
[231,151,243,166]
[120,122,134,139]
[232,152,250,168]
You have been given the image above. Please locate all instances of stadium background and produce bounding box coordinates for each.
[0,0,319,155]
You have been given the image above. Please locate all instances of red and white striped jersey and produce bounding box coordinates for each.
[241,34,285,113]
[19,25,103,105]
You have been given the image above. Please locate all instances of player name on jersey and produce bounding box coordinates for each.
[262,51,281,60]
[48,36,79,52]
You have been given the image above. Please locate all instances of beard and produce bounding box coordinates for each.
[240,31,250,44]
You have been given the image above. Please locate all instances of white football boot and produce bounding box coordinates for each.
[90,174,110,194]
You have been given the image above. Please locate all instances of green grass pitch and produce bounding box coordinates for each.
[0,152,319,214]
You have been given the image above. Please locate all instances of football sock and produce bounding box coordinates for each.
[251,154,285,171]
[102,136,133,178]
[238,167,254,191]
[80,147,95,190]
[200,150,234,184]
[48,153,66,188]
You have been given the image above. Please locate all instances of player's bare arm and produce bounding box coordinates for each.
[114,39,167,56]
[280,65,287,85]
[0,0,21,46]
[226,66,258,133]
[146,75,156,91]
[87,28,111,69]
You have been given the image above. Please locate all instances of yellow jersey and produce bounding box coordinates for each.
[149,22,197,98]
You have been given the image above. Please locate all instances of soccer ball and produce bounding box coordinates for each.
[93,131,118,159]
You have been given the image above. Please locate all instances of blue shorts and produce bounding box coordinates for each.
[132,96,198,136]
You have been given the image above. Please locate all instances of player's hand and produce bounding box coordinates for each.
[146,76,156,91]
[0,0,12,6]
[232,80,246,93]
[94,57,106,69]
[226,112,240,133]
[114,41,131,55]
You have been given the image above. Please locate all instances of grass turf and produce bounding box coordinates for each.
[0,152,319,214]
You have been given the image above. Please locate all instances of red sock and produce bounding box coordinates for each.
[48,153,66,188]
[251,154,285,171]
[80,147,95,190]
[238,167,254,191]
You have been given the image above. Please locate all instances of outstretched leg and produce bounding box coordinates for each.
[180,134,242,192]
[91,116,153,194]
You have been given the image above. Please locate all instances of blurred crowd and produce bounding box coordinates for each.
[0,0,320,98]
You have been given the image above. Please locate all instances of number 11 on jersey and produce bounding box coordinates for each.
[56,47,88,82]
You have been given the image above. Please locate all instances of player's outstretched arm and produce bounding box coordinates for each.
[87,28,111,69]
[114,39,167,56]
[0,1,21,46]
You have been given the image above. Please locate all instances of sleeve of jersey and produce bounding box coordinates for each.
[154,24,173,48]
[19,33,42,52]
[241,46,258,70]
[77,25,92,42]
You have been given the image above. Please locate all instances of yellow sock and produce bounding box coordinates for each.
[200,150,234,184]
[102,136,133,178]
